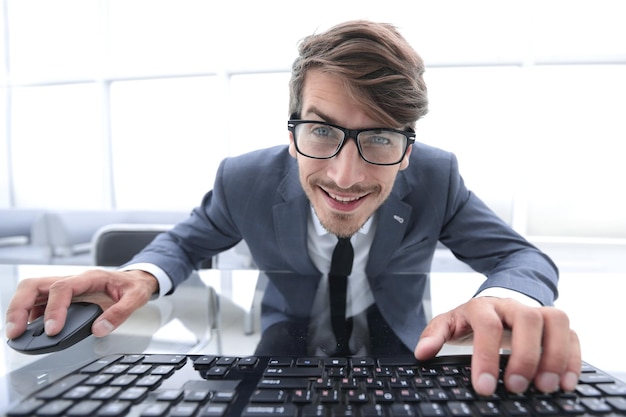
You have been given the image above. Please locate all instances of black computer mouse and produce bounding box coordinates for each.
[7,302,103,355]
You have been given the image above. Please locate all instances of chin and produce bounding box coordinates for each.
[319,212,367,238]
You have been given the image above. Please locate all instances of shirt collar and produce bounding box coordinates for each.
[310,206,375,237]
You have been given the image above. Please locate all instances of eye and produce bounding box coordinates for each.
[370,135,392,145]
[311,125,332,137]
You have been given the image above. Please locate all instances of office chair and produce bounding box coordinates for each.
[92,223,212,269]
[91,223,172,267]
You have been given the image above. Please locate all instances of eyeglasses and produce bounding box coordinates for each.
[287,120,415,166]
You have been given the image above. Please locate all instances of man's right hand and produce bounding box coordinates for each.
[5,269,159,340]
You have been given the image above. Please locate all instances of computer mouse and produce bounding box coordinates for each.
[7,302,103,355]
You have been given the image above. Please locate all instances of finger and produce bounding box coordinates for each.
[43,271,111,336]
[466,300,506,396]
[532,309,576,393]
[414,314,452,360]
[5,276,60,339]
[501,306,544,393]
[560,329,582,392]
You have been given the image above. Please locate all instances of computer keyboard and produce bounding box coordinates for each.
[6,353,626,417]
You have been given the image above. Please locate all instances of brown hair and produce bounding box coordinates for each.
[289,20,428,129]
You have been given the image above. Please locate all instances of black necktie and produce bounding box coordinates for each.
[329,237,354,356]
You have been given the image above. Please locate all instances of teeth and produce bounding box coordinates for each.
[328,192,361,203]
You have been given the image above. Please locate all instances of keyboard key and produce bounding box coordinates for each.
[216,357,238,366]
[36,399,74,416]
[36,374,89,399]
[140,401,170,417]
[194,355,218,367]
[242,404,296,416]
[580,397,613,413]
[91,386,121,401]
[250,389,287,403]
[119,354,144,364]
[170,402,200,417]
[579,372,615,384]
[598,382,626,396]
[184,389,211,403]
[198,403,229,417]
[206,366,229,377]
[118,386,149,402]
[142,355,187,367]
[268,357,293,367]
[296,358,321,367]
[62,385,95,400]
[391,403,417,416]
[110,374,138,387]
[156,389,184,403]
[446,401,473,416]
[80,355,123,374]
[258,377,310,389]
[606,396,626,412]
[212,390,237,402]
[264,367,323,378]
[66,399,103,416]
[6,398,44,416]
[136,375,163,390]
[239,356,259,367]
[152,365,176,377]
[360,404,385,417]
[97,401,132,417]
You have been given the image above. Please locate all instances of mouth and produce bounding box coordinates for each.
[321,187,369,211]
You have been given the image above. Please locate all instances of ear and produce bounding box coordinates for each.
[288,130,297,158]
[399,145,412,171]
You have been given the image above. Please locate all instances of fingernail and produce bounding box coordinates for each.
[476,373,497,395]
[5,322,16,338]
[562,372,579,392]
[537,372,560,393]
[507,374,530,393]
[92,319,114,337]
[44,319,57,335]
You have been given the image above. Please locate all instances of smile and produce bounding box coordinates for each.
[327,192,364,203]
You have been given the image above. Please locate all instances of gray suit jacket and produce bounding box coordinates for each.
[130,143,558,350]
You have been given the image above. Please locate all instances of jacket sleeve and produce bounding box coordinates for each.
[124,157,243,292]
[437,154,559,306]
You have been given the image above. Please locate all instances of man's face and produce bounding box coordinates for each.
[289,69,412,238]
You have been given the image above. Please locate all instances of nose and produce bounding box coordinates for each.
[326,138,366,189]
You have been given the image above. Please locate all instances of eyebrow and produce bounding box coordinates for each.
[301,106,339,125]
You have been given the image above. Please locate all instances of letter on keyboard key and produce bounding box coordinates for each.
[242,404,296,416]
[360,404,385,417]
[446,401,473,416]
[198,403,228,417]
[391,403,416,416]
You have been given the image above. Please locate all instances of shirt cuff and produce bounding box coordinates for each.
[475,287,542,307]
[120,263,173,299]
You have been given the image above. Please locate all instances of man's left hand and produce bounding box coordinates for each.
[414,297,581,396]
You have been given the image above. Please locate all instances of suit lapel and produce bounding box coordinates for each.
[273,162,320,275]
[366,172,413,277]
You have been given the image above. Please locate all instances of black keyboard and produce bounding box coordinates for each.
[6,354,626,417]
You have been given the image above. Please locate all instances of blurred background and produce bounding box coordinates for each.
[1,0,625,243]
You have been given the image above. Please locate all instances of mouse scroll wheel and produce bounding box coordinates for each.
[33,323,45,337]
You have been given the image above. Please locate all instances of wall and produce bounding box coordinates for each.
[1,0,625,240]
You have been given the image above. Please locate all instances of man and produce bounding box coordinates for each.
[5,20,580,396]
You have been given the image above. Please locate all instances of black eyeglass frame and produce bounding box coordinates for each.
[287,119,416,166]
